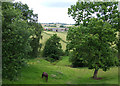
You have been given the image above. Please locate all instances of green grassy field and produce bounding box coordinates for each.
[3,31,119,85]
[3,56,118,84]
[40,31,67,51]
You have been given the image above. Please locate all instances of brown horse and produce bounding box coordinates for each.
[42,72,48,82]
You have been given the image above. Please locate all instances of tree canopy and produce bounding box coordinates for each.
[2,2,43,80]
[67,0,119,79]
[67,18,119,79]
[68,0,119,29]
[13,2,43,58]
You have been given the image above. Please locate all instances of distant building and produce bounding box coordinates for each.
[41,23,74,28]
[44,27,69,32]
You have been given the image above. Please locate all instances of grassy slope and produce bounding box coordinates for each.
[3,31,119,84]
[3,56,118,84]
[40,31,67,51]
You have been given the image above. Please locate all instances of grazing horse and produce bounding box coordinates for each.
[42,72,48,82]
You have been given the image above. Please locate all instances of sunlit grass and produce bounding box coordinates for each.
[3,56,118,84]
[40,31,67,51]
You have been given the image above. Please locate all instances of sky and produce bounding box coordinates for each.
[14,0,78,24]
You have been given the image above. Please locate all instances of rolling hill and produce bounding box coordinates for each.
[3,56,118,84]
[40,31,67,51]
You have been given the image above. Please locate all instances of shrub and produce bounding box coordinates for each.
[43,34,63,62]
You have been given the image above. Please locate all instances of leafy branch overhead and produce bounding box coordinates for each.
[68,1,119,29]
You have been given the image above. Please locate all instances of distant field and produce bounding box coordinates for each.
[3,56,118,84]
[40,31,67,51]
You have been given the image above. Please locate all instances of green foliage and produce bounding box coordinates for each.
[60,25,64,28]
[2,2,32,80]
[13,2,37,22]
[68,0,119,78]
[2,1,43,80]
[29,23,43,58]
[118,12,120,60]
[67,18,118,71]
[69,51,88,67]
[43,34,63,62]
[68,1,119,29]
[13,2,43,58]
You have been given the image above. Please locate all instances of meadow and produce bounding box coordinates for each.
[3,1,119,85]
[3,56,118,84]
[3,31,119,85]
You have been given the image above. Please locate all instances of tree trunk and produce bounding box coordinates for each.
[93,68,99,79]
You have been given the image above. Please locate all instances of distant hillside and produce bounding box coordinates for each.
[40,31,67,51]
[41,23,74,28]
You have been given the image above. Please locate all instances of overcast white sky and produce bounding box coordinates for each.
[14,0,78,24]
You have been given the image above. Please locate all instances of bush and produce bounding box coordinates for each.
[42,34,63,62]
[69,51,88,67]
[65,49,69,56]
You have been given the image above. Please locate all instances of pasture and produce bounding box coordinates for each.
[3,1,119,85]
[3,31,119,85]
[3,56,118,84]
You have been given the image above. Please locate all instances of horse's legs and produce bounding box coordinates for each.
[46,77,48,82]
[42,74,44,78]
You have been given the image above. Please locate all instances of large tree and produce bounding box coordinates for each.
[68,0,118,29]
[13,2,43,58]
[68,0,120,69]
[2,2,32,80]
[67,18,118,79]
[2,1,42,80]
